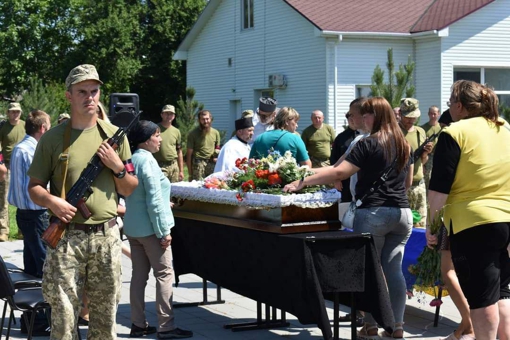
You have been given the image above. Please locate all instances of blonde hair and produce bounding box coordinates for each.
[273,107,300,129]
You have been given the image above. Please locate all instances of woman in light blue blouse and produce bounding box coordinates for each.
[125,120,193,339]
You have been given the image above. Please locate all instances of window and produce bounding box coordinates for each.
[454,67,510,107]
[242,0,254,29]
[356,85,371,98]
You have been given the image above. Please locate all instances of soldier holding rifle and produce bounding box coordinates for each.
[28,64,138,339]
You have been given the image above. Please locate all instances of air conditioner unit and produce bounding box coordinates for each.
[268,74,287,88]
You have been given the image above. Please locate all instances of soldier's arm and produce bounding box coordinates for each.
[28,178,77,223]
[177,148,184,181]
[186,148,193,181]
[0,163,6,182]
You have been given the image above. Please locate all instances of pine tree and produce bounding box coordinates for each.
[370,48,416,107]
[176,87,204,151]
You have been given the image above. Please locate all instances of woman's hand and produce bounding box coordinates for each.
[426,228,438,249]
[160,234,172,249]
[282,179,304,193]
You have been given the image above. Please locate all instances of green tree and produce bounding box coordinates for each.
[18,77,69,124]
[370,48,416,107]
[176,87,203,151]
[500,104,510,122]
[0,0,78,96]
[132,0,207,122]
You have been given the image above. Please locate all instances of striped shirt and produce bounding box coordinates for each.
[8,135,45,210]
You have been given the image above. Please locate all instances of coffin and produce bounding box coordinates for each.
[171,181,342,233]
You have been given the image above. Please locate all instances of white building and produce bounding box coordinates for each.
[174,0,510,136]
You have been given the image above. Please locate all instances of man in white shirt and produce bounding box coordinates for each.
[214,117,254,172]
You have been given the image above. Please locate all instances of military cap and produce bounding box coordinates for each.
[65,64,103,89]
[7,102,22,112]
[58,113,70,121]
[161,105,176,113]
[400,98,421,118]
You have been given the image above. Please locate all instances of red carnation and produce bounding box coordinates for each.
[268,173,282,185]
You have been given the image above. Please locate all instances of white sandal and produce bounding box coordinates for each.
[381,322,405,339]
[357,323,380,339]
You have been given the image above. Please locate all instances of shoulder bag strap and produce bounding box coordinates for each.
[355,156,398,207]
[272,131,288,150]
[60,120,72,199]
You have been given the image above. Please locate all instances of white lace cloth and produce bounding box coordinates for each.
[171,181,341,209]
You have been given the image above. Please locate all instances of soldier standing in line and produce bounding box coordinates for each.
[0,102,26,241]
[400,98,433,228]
[154,105,184,183]
[420,105,442,189]
[28,64,138,339]
[186,110,221,181]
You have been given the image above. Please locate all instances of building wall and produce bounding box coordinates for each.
[186,0,327,137]
[415,37,442,123]
[328,38,414,129]
[441,0,510,112]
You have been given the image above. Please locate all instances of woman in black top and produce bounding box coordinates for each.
[284,97,413,338]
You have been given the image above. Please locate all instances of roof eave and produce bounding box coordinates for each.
[173,0,221,61]
[318,29,441,39]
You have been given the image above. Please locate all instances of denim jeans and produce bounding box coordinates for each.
[16,209,49,278]
[353,206,412,324]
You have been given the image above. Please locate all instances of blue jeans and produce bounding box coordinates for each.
[353,206,412,324]
[16,209,49,278]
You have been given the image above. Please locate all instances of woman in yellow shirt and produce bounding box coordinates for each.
[428,80,510,340]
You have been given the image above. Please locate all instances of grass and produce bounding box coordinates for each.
[8,205,20,240]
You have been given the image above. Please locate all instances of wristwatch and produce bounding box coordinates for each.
[114,167,127,179]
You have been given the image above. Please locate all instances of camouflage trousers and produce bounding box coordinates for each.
[423,153,433,190]
[43,224,122,340]
[407,180,427,228]
[310,156,330,169]
[160,160,180,183]
[192,158,215,181]
[0,170,10,236]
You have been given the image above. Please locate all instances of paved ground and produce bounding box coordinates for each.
[1,239,462,339]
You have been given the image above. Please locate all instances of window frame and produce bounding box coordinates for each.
[241,0,254,30]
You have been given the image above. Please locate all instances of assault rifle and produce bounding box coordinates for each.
[41,110,140,249]
[413,130,441,162]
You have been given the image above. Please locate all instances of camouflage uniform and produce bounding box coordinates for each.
[160,161,180,183]
[192,158,216,181]
[0,120,26,239]
[187,126,221,181]
[407,180,427,228]
[43,227,122,340]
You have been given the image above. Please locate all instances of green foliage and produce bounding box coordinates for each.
[370,48,416,107]
[19,78,70,124]
[176,87,204,151]
[0,0,207,120]
[500,104,510,121]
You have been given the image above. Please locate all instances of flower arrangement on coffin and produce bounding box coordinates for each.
[203,149,319,201]
[408,208,446,307]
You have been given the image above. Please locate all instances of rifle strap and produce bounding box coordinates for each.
[61,120,72,199]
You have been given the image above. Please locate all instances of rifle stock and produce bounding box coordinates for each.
[42,216,66,249]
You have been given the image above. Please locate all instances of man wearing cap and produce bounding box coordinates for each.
[58,113,70,125]
[301,110,335,168]
[186,109,221,181]
[421,105,442,189]
[251,97,277,143]
[400,98,433,228]
[214,117,254,173]
[0,102,26,241]
[28,64,138,339]
[154,105,184,182]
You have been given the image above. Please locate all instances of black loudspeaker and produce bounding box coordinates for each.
[109,93,140,128]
